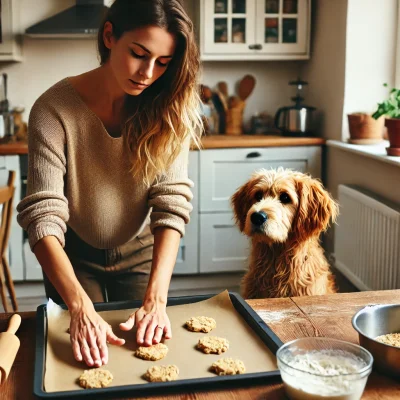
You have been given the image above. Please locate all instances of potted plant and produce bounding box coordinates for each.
[347,112,384,144]
[372,84,400,156]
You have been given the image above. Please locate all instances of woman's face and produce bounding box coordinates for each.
[104,23,177,95]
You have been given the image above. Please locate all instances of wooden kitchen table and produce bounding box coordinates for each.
[2,290,400,400]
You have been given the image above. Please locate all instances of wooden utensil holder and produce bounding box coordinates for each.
[226,101,246,135]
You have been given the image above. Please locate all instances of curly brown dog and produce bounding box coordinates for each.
[231,168,339,299]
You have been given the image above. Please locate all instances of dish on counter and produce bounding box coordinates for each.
[277,337,373,400]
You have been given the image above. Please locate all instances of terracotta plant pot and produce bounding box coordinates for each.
[347,113,384,144]
[384,118,400,156]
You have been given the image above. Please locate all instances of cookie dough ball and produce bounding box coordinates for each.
[78,368,113,389]
[144,365,179,382]
[185,316,216,333]
[135,343,169,361]
[197,336,229,354]
[211,358,246,375]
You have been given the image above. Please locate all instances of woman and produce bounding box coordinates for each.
[17,0,202,368]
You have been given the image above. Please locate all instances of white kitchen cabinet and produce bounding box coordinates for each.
[200,213,250,272]
[199,146,321,212]
[174,151,199,274]
[200,0,310,60]
[198,146,321,273]
[0,156,24,281]
[0,0,22,61]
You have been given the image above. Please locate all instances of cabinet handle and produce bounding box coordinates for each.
[248,44,262,50]
[246,151,262,159]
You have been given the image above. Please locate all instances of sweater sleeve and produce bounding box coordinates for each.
[148,136,193,237]
[17,99,69,250]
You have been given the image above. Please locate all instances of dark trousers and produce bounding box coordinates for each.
[43,226,153,304]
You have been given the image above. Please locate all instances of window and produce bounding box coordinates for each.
[396,0,400,88]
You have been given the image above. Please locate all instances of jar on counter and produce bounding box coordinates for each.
[249,112,273,135]
[200,101,219,135]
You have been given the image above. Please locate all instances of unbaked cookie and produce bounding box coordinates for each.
[144,365,179,382]
[135,343,169,361]
[78,368,113,389]
[211,358,246,375]
[197,336,229,354]
[185,316,216,333]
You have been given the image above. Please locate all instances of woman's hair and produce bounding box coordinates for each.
[98,0,202,186]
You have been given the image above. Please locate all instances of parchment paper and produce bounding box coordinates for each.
[44,291,277,392]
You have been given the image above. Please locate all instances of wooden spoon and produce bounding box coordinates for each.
[217,81,229,98]
[200,84,213,103]
[238,74,256,101]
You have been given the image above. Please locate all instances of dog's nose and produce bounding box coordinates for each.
[251,211,268,226]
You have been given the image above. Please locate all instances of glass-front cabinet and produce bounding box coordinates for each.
[200,0,310,60]
[202,0,256,55]
[0,0,22,61]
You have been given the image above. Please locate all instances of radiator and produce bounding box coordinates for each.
[334,185,400,291]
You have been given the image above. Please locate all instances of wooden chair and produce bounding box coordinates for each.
[0,170,18,312]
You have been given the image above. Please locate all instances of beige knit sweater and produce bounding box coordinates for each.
[17,78,193,250]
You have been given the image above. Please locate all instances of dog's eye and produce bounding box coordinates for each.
[254,191,263,201]
[279,192,291,204]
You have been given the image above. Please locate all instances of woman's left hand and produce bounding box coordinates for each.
[119,300,172,346]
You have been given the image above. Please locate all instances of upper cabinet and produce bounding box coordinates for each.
[0,0,22,62]
[200,0,310,61]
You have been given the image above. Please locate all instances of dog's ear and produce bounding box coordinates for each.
[231,180,255,232]
[294,177,339,239]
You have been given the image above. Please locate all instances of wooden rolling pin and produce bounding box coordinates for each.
[0,314,21,385]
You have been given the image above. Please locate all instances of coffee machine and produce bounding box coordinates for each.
[274,79,316,137]
[0,73,13,139]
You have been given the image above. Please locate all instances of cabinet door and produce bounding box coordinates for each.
[0,0,22,61]
[200,213,249,273]
[255,0,310,56]
[174,151,199,274]
[201,0,256,55]
[199,146,321,212]
[0,0,14,54]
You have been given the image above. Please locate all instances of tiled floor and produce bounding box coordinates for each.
[0,268,359,313]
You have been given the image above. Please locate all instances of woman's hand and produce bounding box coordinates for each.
[119,299,172,346]
[69,304,125,367]
[33,237,125,367]
[119,227,178,346]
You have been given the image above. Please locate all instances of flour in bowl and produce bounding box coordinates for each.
[279,349,369,400]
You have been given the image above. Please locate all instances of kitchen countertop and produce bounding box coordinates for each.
[200,134,325,149]
[2,289,400,399]
[0,135,325,155]
[0,141,28,155]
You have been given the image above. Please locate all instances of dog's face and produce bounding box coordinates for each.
[231,169,338,244]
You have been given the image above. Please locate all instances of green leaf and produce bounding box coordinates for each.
[372,83,400,119]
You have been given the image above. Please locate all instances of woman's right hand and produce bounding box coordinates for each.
[69,303,125,367]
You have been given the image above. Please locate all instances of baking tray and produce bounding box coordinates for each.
[34,292,283,399]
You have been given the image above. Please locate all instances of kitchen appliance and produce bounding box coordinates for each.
[274,79,316,136]
[0,73,14,139]
[25,0,110,38]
